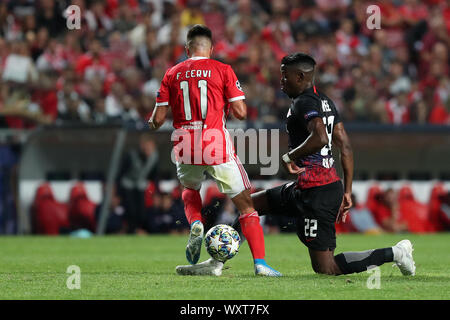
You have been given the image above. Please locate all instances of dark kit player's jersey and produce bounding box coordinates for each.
[286,86,341,189]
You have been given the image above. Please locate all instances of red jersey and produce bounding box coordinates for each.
[156,57,245,165]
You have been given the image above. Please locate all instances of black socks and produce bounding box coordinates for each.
[334,248,394,274]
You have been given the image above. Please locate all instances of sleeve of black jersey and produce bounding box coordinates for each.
[291,95,322,124]
[329,99,342,124]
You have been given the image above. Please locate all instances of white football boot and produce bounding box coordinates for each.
[186,221,204,265]
[176,258,224,276]
[393,239,416,276]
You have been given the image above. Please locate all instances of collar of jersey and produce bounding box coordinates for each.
[292,86,316,102]
[189,56,209,60]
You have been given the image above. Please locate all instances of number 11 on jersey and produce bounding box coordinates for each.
[180,80,208,121]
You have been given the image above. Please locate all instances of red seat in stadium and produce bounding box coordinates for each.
[32,183,69,235]
[365,184,387,226]
[429,183,450,231]
[68,182,97,232]
[398,185,432,233]
[335,219,355,233]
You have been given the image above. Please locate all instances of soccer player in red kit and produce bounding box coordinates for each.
[149,25,281,276]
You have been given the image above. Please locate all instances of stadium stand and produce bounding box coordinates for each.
[0,0,449,234]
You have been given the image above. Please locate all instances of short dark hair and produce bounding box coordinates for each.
[281,53,316,71]
[187,24,212,43]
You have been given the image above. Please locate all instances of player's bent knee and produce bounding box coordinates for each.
[314,266,337,275]
[312,262,341,275]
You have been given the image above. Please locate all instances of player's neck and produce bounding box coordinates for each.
[189,54,210,60]
[293,83,314,97]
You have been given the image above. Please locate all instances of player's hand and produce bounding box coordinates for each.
[282,160,305,175]
[148,118,156,130]
[337,192,352,223]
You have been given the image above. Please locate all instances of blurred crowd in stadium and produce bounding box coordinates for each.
[0,0,449,128]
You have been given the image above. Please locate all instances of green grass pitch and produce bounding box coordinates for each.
[0,233,449,300]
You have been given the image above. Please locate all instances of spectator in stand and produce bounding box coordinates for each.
[113,3,137,34]
[57,80,90,123]
[135,28,159,73]
[36,38,67,73]
[202,0,226,43]
[118,133,159,234]
[35,0,66,38]
[75,39,113,94]
[32,71,58,123]
[57,91,90,123]
[344,194,382,234]
[104,31,134,69]
[157,9,187,47]
[180,0,205,28]
[85,0,114,40]
[372,188,408,233]
[0,143,19,234]
[214,24,248,64]
[128,4,156,50]
[429,183,450,231]
[146,191,165,233]
[105,81,125,118]
[385,87,411,125]
[2,40,37,84]
[1,41,54,128]
[95,184,125,234]
[226,0,266,44]
[162,191,189,234]
[91,97,118,124]
[145,190,188,234]
[122,67,143,97]
[0,1,450,127]
[120,94,141,125]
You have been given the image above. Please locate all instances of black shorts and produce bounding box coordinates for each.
[265,181,344,251]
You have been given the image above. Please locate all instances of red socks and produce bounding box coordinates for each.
[239,211,265,260]
[182,188,203,225]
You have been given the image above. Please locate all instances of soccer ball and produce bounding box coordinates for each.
[204,224,240,262]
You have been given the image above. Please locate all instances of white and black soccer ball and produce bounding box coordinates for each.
[204,224,241,262]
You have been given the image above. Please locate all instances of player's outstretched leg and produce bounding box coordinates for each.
[176,258,224,276]
[333,239,415,276]
[182,188,204,264]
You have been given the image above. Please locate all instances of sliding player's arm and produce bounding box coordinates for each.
[332,122,354,222]
[148,105,169,131]
[282,117,328,174]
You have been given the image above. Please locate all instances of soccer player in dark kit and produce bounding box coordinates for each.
[176,53,416,277]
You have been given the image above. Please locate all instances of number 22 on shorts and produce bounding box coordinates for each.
[304,218,317,238]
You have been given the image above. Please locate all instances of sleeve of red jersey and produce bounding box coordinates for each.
[155,70,170,107]
[224,65,245,103]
